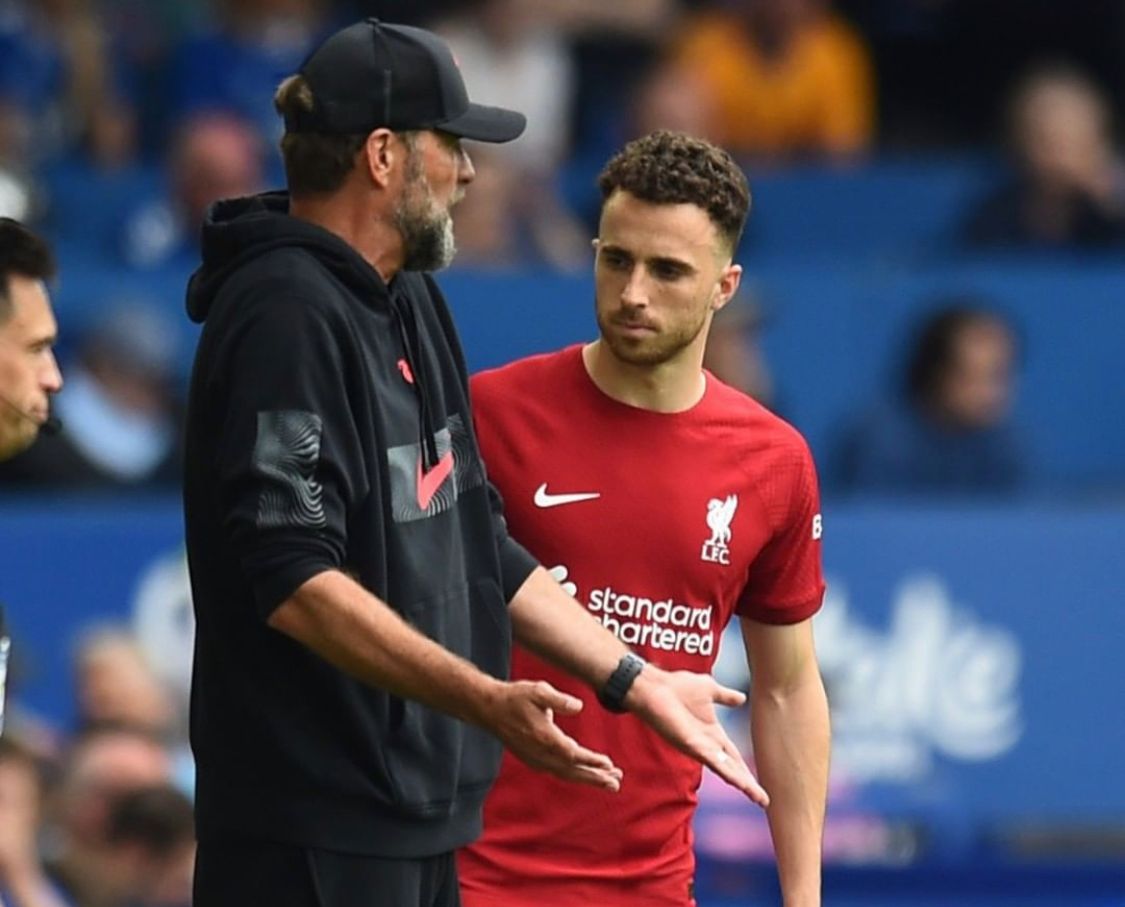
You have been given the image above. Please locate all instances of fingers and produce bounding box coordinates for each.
[704,736,769,808]
[710,682,747,708]
[530,680,584,716]
[548,729,625,792]
[505,683,623,790]
[563,737,620,776]
[532,731,623,792]
[542,718,620,776]
[565,763,623,792]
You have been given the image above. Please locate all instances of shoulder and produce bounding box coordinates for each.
[202,259,357,366]
[707,377,813,459]
[704,379,819,515]
[216,248,352,322]
[471,346,578,406]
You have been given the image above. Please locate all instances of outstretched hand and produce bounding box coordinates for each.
[628,667,769,807]
[487,679,624,792]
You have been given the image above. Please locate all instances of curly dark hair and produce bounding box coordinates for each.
[597,131,751,253]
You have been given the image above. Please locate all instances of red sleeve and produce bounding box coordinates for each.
[737,439,826,624]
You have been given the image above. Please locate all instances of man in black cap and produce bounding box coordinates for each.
[183,19,766,907]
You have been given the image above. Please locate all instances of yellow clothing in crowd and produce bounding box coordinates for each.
[675,11,876,158]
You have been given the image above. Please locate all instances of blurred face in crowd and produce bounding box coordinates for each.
[0,275,62,460]
[937,320,1016,429]
[59,732,172,845]
[450,148,520,265]
[703,313,774,405]
[1014,75,1111,193]
[745,0,820,45]
[393,130,475,272]
[631,64,718,141]
[479,0,540,46]
[594,190,740,369]
[175,115,263,228]
[101,832,195,907]
[76,634,174,736]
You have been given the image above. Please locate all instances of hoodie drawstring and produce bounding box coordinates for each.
[391,292,440,470]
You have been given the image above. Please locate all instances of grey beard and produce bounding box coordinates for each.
[397,206,457,272]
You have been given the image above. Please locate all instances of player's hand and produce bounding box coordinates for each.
[626,666,769,807]
[487,679,623,792]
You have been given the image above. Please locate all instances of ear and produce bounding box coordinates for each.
[362,129,397,188]
[711,263,743,313]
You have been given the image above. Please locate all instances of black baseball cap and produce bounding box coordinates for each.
[284,18,526,143]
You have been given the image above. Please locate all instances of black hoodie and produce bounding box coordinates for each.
[183,193,537,857]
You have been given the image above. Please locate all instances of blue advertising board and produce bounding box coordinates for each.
[2,498,1123,868]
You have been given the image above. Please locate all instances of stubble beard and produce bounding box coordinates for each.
[596,304,711,367]
[394,154,457,273]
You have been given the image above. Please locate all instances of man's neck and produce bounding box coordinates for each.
[582,340,706,414]
[289,194,403,284]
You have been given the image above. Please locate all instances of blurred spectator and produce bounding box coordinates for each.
[531,0,679,160]
[434,0,680,163]
[73,628,174,739]
[833,304,1030,495]
[120,112,264,270]
[672,0,875,161]
[41,727,172,907]
[964,63,1125,251]
[448,147,524,270]
[434,0,575,170]
[702,292,776,410]
[166,0,330,147]
[451,146,588,271]
[840,0,1125,149]
[435,1,589,269]
[559,57,721,230]
[629,59,718,141]
[94,785,194,907]
[0,0,137,171]
[0,302,182,490]
[0,737,69,907]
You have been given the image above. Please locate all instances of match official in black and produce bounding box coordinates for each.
[183,18,765,907]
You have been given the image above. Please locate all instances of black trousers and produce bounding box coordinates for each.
[194,839,461,907]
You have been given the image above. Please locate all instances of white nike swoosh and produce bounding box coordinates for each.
[534,483,601,508]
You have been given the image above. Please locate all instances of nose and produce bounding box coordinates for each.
[458,146,475,185]
[42,351,63,393]
[620,265,647,308]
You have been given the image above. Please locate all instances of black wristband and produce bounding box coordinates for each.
[597,652,646,713]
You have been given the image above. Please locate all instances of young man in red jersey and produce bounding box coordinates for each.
[461,131,830,907]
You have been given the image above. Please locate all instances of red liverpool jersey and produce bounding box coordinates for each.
[460,345,825,907]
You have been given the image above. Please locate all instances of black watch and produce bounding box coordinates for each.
[597,653,646,713]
